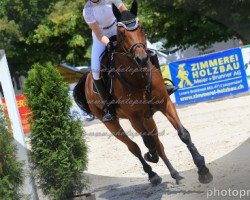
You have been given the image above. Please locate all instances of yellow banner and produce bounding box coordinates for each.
[56,65,83,84]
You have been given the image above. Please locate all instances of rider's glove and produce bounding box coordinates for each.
[107,41,115,52]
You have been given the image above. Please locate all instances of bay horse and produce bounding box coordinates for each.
[74,0,213,186]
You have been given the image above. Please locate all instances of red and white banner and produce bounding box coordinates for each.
[2,94,31,134]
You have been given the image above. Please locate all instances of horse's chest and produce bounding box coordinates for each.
[117,98,153,119]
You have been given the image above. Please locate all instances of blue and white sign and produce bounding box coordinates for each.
[169,48,249,105]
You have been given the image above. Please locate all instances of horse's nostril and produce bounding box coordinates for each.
[136,57,141,64]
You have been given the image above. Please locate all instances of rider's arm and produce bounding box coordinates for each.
[110,0,127,12]
[83,4,110,46]
[87,1,127,46]
[84,1,127,46]
[88,23,110,46]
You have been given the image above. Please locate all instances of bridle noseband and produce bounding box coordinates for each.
[128,42,147,55]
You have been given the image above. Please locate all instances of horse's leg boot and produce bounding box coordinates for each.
[93,79,116,122]
[150,53,178,95]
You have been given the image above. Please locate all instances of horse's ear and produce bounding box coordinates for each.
[112,3,121,20]
[130,0,138,16]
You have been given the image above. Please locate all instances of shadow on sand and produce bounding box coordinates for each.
[85,138,250,200]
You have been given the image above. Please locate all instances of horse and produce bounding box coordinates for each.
[74,0,213,186]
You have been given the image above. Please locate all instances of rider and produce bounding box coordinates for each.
[83,0,177,122]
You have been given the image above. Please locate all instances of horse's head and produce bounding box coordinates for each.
[112,0,148,68]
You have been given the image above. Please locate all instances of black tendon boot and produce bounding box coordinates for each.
[150,53,178,95]
[93,79,116,122]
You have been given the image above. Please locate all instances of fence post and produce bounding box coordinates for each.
[0,50,38,199]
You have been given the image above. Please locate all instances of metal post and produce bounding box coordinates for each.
[0,50,38,199]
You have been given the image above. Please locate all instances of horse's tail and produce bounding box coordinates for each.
[73,71,92,114]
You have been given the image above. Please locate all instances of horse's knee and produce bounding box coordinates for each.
[178,128,192,145]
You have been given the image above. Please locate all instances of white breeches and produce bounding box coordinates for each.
[91,33,106,80]
[91,28,116,80]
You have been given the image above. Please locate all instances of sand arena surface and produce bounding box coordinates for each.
[82,93,250,200]
[84,93,250,178]
[35,93,250,200]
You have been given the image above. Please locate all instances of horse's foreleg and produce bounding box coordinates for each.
[162,100,213,184]
[104,121,162,186]
[140,118,184,184]
[130,120,159,163]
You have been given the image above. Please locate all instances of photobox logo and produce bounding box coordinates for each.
[207,187,250,199]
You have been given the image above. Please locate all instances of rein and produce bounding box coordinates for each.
[116,58,153,93]
[105,16,154,116]
[105,17,154,99]
[108,50,154,117]
[109,51,153,94]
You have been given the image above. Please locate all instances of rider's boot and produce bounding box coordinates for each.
[93,79,116,122]
[150,53,178,95]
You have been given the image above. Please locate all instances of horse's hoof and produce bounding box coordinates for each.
[149,174,162,186]
[198,166,213,184]
[171,171,184,185]
[144,152,159,163]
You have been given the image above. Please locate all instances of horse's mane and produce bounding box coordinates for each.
[119,10,136,22]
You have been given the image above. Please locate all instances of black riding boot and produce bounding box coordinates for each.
[93,79,116,122]
[150,53,178,95]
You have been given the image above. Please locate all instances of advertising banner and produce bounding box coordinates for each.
[241,45,250,86]
[169,48,249,105]
[2,94,31,134]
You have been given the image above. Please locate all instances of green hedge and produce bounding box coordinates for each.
[0,106,24,200]
[23,63,88,199]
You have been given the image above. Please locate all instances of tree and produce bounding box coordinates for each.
[23,63,88,199]
[138,0,250,48]
[1,0,249,73]
[0,0,91,73]
[29,0,91,66]
[0,106,24,200]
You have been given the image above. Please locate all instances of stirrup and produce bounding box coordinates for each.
[102,104,116,122]
[102,110,116,122]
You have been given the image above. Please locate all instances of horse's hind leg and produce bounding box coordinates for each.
[131,118,183,184]
[104,121,162,186]
[162,100,213,184]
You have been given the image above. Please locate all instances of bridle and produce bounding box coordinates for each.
[109,17,153,94]
[117,17,147,58]
[128,42,147,55]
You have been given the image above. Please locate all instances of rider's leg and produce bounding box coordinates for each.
[91,33,116,122]
[150,53,178,95]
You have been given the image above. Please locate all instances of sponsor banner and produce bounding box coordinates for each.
[2,94,31,134]
[241,45,250,86]
[169,48,249,105]
[160,64,172,85]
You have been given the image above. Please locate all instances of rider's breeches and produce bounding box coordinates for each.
[91,33,106,80]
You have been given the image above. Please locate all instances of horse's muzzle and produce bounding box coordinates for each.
[135,55,149,68]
